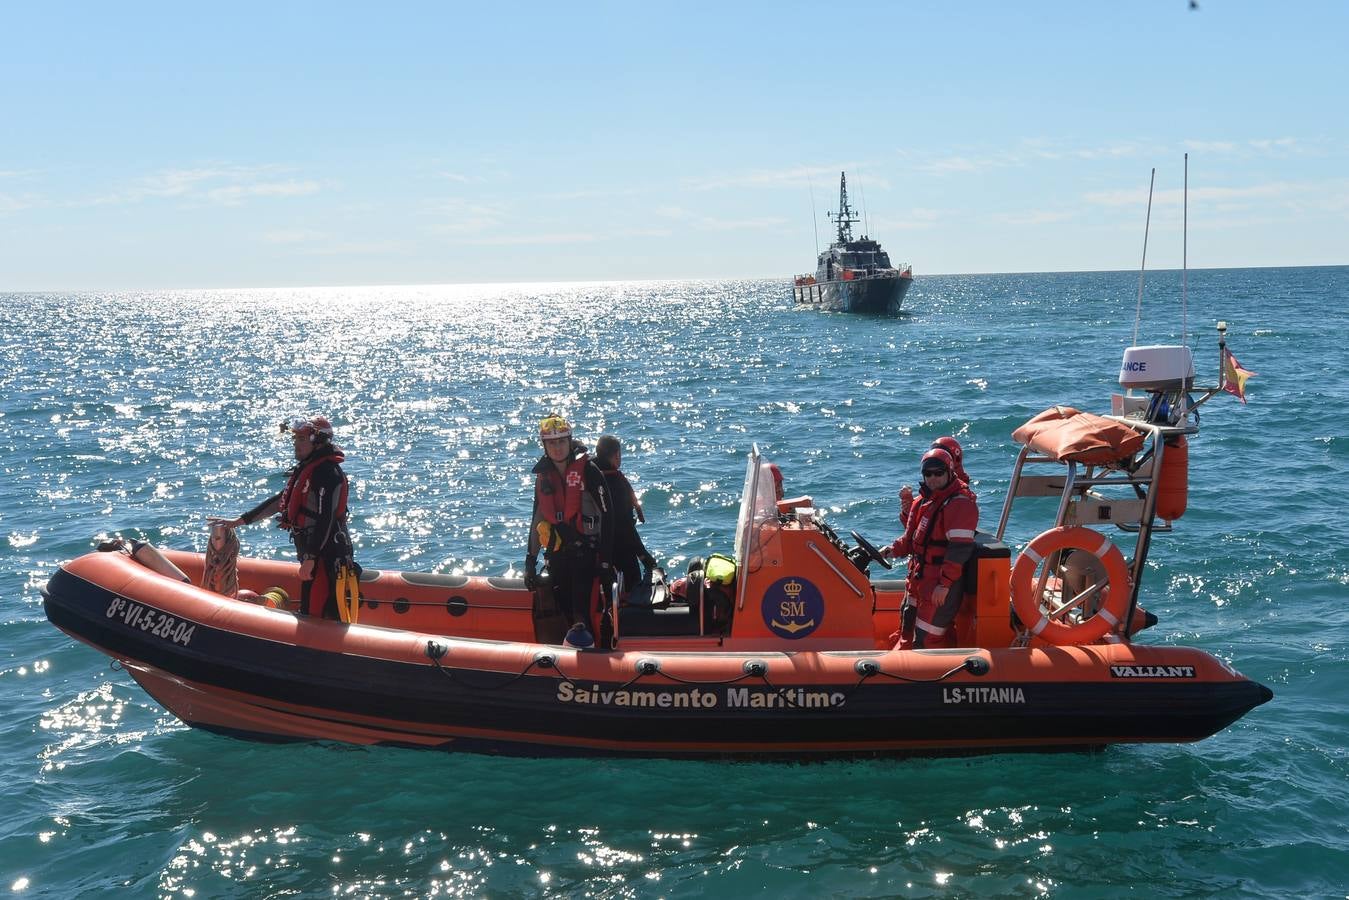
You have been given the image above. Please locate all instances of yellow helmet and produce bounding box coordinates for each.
[539,414,572,440]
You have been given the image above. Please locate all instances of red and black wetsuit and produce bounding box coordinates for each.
[527,443,614,634]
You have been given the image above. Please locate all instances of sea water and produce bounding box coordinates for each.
[2,268,1346,897]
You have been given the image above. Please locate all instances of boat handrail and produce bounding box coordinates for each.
[996,414,1190,639]
[806,541,865,599]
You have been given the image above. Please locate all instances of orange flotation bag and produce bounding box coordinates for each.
[1155,435,1188,521]
[1012,406,1145,465]
[1011,526,1132,645]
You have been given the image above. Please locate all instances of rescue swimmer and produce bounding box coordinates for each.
[212,415,358,620]
[523,415,616,649]
[594,433,657,601]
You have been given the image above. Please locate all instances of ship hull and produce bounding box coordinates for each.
[794,273,912,315]
[41,549,1272,759]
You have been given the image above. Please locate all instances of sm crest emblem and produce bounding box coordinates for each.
[761,576,824,639]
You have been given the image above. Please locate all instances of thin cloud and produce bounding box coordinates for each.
[262,229,326,245]
[916,155,991,174]
[1184,136,1310,156]
[902,137,1316,174]
[299,239,406,256]
[424,197,510,234]
[1182,140,1239,155]
[654,205,787,231]
[0,192,39,212]
[459,232,600,246]
[988,210,1076,226]
[868,208,944,231]
[205,181,320,205]
[682,164,882,192]
[1083,180,1326,207]
[84,165,321,207]
[907,141,1159,173]
[1249,137,1301,153]
[701,216,789,231]
[537,186,642,202]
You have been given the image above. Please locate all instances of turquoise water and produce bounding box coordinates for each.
[3,268,1346,897]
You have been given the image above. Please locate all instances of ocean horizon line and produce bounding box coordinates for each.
[4,261,1345,295]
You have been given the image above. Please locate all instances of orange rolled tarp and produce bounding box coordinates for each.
[1011,405,1145,466]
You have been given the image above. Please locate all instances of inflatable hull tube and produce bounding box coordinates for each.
[42,550,1272,758]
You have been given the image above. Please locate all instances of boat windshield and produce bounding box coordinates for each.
[733,447,782,581]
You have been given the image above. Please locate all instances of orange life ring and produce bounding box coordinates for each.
[1011,526,1131,645]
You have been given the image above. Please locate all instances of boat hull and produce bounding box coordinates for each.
[794,273,912,315]
[42,551,1272,758]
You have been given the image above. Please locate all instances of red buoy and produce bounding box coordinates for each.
[1155,435,1189,521]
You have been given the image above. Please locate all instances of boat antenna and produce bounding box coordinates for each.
[808,171,820,255]
[827,171,858,244]
[1182,153,1189,346]
[1131,168,1156,346]
[858,171,871,237]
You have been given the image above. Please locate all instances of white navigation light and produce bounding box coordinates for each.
[1118,345,1196,391]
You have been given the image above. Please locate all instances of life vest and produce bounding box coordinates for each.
[537,455,589,531]
[906,480,977,586]
[278,448,348,532]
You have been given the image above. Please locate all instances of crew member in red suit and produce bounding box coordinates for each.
[215,415,356,620]
[524,415,615,649]
[900,436,973,527]
[883,447,979,648]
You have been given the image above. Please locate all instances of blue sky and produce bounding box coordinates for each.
[2,1,1345,289]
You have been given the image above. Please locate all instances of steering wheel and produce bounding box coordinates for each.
[850,530,892,570]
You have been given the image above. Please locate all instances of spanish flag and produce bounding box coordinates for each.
[1222,348,1256,404]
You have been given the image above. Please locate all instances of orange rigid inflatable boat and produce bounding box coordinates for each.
[42,343,1272,758]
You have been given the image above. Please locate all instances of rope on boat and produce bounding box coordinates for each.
[423,641,988,708]
[424,641,548,690]
[626,666,760,689]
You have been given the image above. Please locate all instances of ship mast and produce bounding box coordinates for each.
[827,171,859,245]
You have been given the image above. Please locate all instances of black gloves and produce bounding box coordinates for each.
[523,555,538,590]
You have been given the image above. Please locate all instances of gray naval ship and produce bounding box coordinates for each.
[793,171,913,315]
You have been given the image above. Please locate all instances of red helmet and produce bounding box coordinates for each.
[921,447,954,475]
[285,415,334,442]
[931,436,968,481]
[931,436,962,468]
[767,463,784,500]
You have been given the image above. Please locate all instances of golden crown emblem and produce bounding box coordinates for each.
[783,579,803,598]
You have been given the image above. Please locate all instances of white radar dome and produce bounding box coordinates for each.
[1118,345,1195,391]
